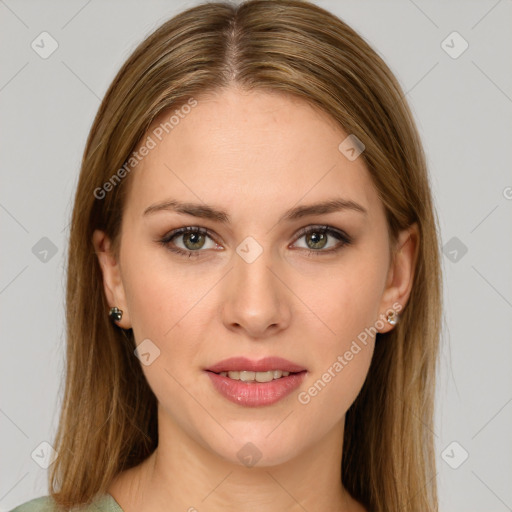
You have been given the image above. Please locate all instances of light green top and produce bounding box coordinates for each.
[9,493,124,512]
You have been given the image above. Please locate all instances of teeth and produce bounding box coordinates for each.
[217,370,291,381]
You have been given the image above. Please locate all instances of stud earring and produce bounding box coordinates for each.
[386,310,398,326]
[109,307,123,323]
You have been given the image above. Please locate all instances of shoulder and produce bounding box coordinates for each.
[9,496,54,512]
[9,493,123,512]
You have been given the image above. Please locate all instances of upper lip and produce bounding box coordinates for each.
[205,356,307,374]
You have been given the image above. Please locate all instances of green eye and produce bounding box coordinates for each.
[160,226,217,258]
[159,225,351,258]
[292,226,352,255]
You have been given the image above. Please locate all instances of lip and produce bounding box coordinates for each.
[206,370,307,407]
[205,356,307,374]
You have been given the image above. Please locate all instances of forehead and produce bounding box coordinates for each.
[125,87,380,219]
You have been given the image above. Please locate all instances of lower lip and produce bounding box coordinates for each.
[205,371,307,407]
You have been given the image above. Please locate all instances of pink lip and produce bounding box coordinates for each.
[205,356,306,374]
[205,371,307,407]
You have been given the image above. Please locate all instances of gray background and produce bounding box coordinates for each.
[1,1,511,510]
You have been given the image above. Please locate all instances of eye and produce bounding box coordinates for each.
[291,225,352,255]
[159,224,352,259]
[159,226,220,257]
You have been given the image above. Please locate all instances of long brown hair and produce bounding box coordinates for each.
[49,1,443,510]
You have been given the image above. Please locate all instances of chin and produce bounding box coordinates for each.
[201,427,304,469]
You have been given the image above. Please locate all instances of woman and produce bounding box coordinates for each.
[11,0,442,511]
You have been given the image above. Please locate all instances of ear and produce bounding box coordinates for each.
[92,229,132,329]
[377,222,419,333]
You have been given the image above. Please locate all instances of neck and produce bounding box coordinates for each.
[109,406,365,512]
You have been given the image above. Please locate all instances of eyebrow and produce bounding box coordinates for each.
[143,197,367,223]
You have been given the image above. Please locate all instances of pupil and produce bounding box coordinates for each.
[184,233,204,250]
[308,231,327,249]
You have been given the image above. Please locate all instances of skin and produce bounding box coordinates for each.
[93,86,418,512]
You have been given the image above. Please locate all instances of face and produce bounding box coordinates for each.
[93,87,417,467]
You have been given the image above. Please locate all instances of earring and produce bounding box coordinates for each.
[109,307,123,322]
[386,310,398,326]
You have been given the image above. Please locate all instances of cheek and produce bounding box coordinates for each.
[120,247,216,427]
[123,265,177,342]
[121,236,198,337]
[290,253,386,410]
[121,241,218,374]
[295,253,387,352]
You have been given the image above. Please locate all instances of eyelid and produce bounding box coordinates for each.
[290,224,351,246]
[160,226,221,248]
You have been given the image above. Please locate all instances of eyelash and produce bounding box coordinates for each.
[158,225,352,259]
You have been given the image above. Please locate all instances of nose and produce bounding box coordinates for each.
[221,246,292,339]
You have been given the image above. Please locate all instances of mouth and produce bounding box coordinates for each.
[205,355,307,375]
[205,370,307,407]
[204,356,308,407]
[206,369,306,382]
